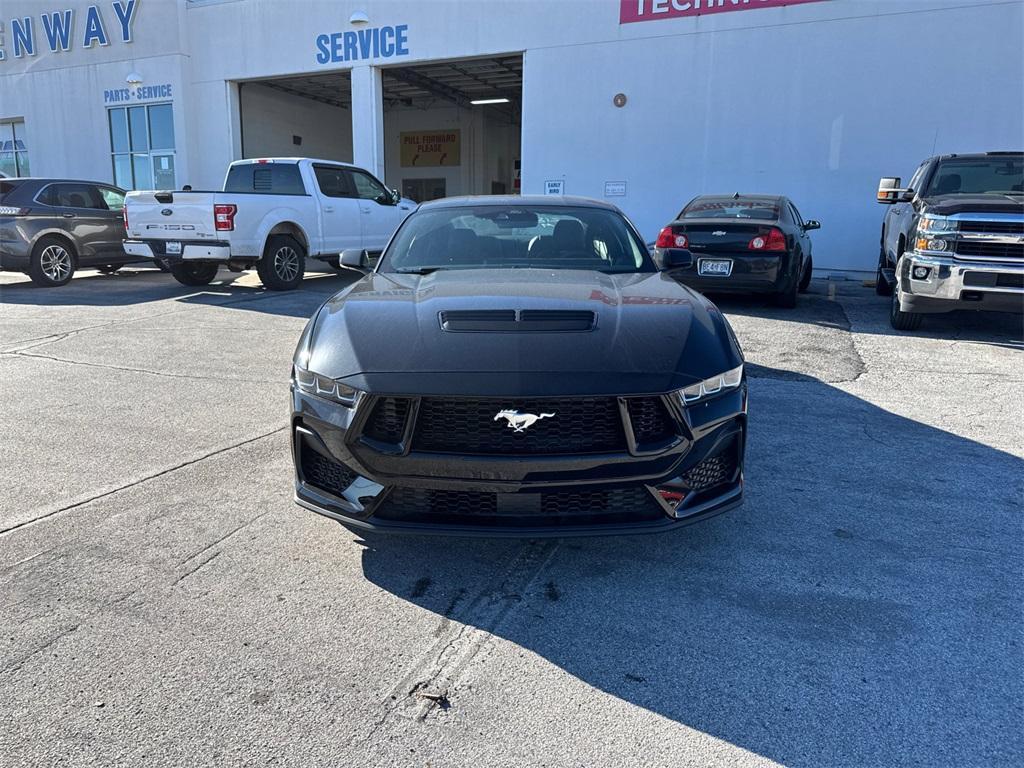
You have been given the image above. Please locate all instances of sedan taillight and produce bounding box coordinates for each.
[214,204,237,231]
[654,226,688,249]
[748,227,786,251]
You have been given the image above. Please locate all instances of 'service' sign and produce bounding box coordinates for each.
[621,0,829,24]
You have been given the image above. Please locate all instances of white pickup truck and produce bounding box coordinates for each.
[123,158,415,289]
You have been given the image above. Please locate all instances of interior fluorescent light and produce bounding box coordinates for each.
[470,98,510,105]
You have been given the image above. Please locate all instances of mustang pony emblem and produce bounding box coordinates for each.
[494,409,555,433]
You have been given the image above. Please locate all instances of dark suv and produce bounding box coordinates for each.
[0,178,135,286]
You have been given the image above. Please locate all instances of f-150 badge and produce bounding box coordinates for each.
[494,409,555,432]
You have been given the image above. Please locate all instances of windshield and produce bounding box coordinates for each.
[380,205,655,274]
[925,157,1023,196]
[679,197,779,220]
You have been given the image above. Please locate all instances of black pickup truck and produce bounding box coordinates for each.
[875,151,1023,330]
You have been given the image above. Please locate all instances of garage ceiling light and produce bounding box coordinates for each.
[470,97,510,105]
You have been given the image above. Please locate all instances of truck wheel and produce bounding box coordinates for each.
[29,236,76,287]
[889,283,922,331]
[258,235,305,291]
[798,254,813,293]
[169,261,219,287]
[875,247,893,296]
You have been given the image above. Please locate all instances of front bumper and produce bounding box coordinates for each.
[899,252,1024,314]
[291,386,747,537]
[123,239,231,261]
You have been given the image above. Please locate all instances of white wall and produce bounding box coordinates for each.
[239,83,352,162]
[520,2,1024,270]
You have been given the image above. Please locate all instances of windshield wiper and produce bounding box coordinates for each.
[395,267,446,275]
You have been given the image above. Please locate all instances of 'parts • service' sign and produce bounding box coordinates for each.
[620,0,829,24]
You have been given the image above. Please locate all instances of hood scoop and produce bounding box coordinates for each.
[440,309,596,333]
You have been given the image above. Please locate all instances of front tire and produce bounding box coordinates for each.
[257,235,305,291]
[889,280,922,331]
[169,261,219,287]
[29,236,76,287]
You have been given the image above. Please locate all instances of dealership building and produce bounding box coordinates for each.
[0,0,1021,273]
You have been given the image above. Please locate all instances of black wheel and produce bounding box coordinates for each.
[889,280,922,331]
[875,247,893,296]
[772,274,799,308]
[96,265,122,275]
[29,236,76,287]
[154,258,171,273]
[257,235,305,291]
[169,261,219,287]
[798,254,813,293]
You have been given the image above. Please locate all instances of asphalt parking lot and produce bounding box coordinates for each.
[1,266,1021,767]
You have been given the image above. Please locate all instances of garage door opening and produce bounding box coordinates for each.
[238,72,354,163]
[382,55,522,202]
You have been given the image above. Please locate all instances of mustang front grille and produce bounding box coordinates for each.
[411,396,627,455]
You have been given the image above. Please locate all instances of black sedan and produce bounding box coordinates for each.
[290,195,747,536]
[654,194,819,307]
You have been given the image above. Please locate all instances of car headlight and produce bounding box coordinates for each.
[918,215,957,233]
[677,364,744,404]
[292,364,360,407]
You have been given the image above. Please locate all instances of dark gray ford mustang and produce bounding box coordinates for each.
[291,196,746,536]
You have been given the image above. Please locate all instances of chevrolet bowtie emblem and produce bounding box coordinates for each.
[712,230,727,236]
[494,409,555,432]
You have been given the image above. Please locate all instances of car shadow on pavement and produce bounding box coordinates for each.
[0,267,359,319]
[356,370,1023,766]
[708,283,1024,350]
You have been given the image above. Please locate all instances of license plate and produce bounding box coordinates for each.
[165,241,182,255]
[698,258,733,277]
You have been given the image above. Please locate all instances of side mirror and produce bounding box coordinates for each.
[391,188,401,205]
[340,248,369,271]
[877,176,908,204]
[659,247,693,271]
[803,220,821,231]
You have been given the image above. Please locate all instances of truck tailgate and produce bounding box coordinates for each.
[125,191,218,241]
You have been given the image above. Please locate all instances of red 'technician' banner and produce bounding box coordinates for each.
[620,0,830,25]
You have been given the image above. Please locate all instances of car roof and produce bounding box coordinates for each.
[418,194,620,211]
[934,151,1022,161]
[5,177,122,186]
[688,194,784,204]
[230,157,358,168]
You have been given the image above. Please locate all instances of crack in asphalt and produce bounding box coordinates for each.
[349,540,561,744]
[0,426,287,538]
[5,348,282,385]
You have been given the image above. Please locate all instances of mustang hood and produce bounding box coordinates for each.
[302,269,742,397]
